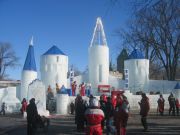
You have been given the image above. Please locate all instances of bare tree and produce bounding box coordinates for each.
[116,0,180,80]
[0,43,19,80]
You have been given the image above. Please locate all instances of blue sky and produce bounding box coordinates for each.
[0,0,132,80]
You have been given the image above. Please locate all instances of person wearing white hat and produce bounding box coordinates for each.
[85,97,104,135]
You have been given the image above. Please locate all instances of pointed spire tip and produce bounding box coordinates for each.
[97,17,102,23]
[30,36,33,46]
[90,17,107,47]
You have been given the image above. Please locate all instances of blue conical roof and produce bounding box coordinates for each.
[128,49,145,59]
[43,45,66,55]
[23,45,37,71]
[174,83,180,89]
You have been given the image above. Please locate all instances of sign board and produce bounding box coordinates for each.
[98,85,111,93]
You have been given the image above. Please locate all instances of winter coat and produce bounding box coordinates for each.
[139,97,150,117]
[85,107,104,135]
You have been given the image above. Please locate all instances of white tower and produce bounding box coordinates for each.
[124,49,149,94]
[21,37,37,101]
[173,83,180,101]
[40,45,68,95]
[88,17,109,94]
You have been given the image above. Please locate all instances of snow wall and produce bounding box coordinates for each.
[21,70,37,101]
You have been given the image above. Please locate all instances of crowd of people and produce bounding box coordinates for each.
[74,93,131,135]
[73,92,180,135]
[157,92,180,116]
[45,81,92,98]
[71,81,92,97]
[0,82,179,135]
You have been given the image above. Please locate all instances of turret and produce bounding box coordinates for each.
[21,37,37,100]
[124,49,149,94]
[88,17,109,94]
[40,45,68,95]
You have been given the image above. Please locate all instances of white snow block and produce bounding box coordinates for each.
[28,79,49,116]
[173,89,180,100]
[21,70,37,101]
[0,88,6,102]
[1,87,21,113]
[56,94,69,115]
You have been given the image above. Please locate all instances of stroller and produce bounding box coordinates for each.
[47,98,56,113]
[36,115,50,133]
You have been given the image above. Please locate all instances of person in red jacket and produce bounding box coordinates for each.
[80,82,86,96]
[175,98,180,116]
[111,94,116,109]
[21,98,28,115]
[118,95,129,135]
[157,94,165,116]
[138,93,150,132]
[85,97,104,135]
[71,81,77,96]
[114,94,123,135]
[114,94,129,135]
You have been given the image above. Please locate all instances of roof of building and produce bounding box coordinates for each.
[174,83,180,89]
[23,45,37,71]
[128,49,145,59]
[43,45,66,55]
[117,49,128,60]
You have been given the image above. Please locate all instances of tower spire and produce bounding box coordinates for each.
[30,36,33,46]
[23,37,36,71]
[90,17,107,47]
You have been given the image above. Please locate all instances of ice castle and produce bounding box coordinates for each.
[0,17,179,114]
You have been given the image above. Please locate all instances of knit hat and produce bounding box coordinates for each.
[89,98,99,107]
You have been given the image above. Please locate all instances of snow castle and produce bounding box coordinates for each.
[1,17,179,114]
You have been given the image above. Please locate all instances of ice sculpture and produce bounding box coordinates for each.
[28,79,49,116]
[56,94,69,115]
[1,87,21,113]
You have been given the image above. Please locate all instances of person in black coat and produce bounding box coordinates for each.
[138,93,150,132]
[0,102,6,115]
[105,97,114,135]
[70,102,75,114]
[168,93,176,116]
[26,98,39,135]
[99,94,107,130]
[75,95,86,132]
